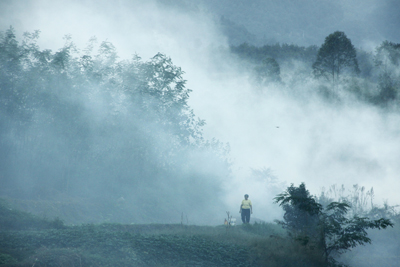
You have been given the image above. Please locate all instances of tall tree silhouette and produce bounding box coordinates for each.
[313,31,360,85]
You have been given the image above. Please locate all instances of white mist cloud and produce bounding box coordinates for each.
[196,65,400,218]
[1,0,400,223]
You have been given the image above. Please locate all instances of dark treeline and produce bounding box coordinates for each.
[231,42,318,65]
[203,0,400,48]
[0,27,230,224]
[231,33,400,106]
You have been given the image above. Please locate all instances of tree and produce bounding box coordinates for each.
[274,183,322,238]
[312,31,360,85]
[0,26,25,120]
[274,183,393,266]
[0,27,230,224]
[374,41,400,104]
[254,57,281,84]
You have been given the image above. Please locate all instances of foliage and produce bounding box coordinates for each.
[340,215,400,267]
[312,31,360,84]
[254,57,281,84]
[355,49,375,79]
[318,184,376,217]
[274,183,393,266]
[231,42,318,65]
[375,41,400,66]
[0,27,230,225]
[274,183,322,237]
[367,201,400,220]
[373,41,400,104]
[229,29,400,108]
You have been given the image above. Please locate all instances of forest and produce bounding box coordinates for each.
[230,33,400,106]
[1,8,400,266]
[0,26,232,225]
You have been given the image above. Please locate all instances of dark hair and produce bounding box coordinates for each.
[245,194,249,197]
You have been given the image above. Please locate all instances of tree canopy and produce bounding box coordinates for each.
[274,183,393,266]
[312,31,360,84]
[254,57,281,85]
[0,27,230,224]
[374,41,400,103]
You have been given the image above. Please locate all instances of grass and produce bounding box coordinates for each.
[0,199,338,266]
[0,223,262,266]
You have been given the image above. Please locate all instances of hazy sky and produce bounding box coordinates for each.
[200,0,400,49]
[1,0,400,222]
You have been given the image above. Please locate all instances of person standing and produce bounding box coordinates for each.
[239,194,252,224]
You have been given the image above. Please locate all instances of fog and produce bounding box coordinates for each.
[201,0,400,49]
[1,0,400,227]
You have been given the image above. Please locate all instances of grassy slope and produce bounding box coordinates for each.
[1,222,328,267]
[1,224,255,267]
[1,199,300,267]
[5,199,398,267]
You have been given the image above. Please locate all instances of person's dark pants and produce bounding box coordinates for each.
[241,209,251,223]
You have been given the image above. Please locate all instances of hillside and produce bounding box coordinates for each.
[1,195,400,267]
[0,199,311,267]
